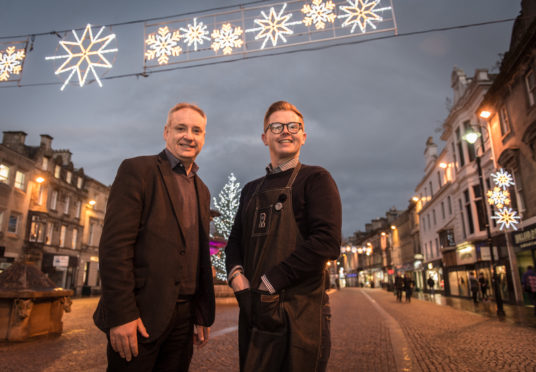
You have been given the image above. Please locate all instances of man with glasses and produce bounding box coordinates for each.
[225,101,342,371]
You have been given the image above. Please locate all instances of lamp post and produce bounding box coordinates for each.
[463,127,505,316]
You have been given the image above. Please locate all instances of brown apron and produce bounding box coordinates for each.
[237,164,326,372]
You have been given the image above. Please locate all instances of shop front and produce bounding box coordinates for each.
[513,223,536,305]
[424,259,444,294]
[42,253,78,292]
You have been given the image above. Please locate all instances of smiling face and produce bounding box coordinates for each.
[163,107,206,172]
[262,109,306,167]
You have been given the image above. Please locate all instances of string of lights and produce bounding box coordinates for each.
[0,14,517,89]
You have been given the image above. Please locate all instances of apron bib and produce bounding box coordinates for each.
[239,164,326,372]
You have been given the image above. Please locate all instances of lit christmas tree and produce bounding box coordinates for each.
[211,172,241,281]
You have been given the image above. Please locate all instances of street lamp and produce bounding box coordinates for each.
[463,126,505,316]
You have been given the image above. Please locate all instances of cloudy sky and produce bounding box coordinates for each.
[0,0,520,237]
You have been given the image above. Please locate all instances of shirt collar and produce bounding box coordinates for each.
[164,148,199,175]
[266,157,299,174]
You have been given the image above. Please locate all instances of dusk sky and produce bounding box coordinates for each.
[0,0,520,237]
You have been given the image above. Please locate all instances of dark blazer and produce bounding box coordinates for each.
[93,151,215,343]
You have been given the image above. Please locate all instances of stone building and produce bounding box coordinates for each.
[479,0,536,304]
[0,131,109,295]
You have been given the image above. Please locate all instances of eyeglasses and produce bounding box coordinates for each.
[265,122,303,134]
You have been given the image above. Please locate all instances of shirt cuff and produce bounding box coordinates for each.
[228,265,244,282]
[261,274,276,294]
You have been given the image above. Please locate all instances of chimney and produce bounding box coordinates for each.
[40,134,53,151]
[2,131,27,152]
[424,136,438,169]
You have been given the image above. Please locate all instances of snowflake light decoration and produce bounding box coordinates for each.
[0,45,26,81]
[145,26,182,65]
[180,18,210,51]
[338,0,391,34]
[301,0,336,30]
[45,24,117,90]
[487,187,510,209]
[246,4,300,49]
[491,168,515,190]
[491,207,521,231]
[211,23,243,55]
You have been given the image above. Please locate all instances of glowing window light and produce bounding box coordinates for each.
[491,168,515,190]
[211,23,243,55]
[180,18,210,51]
[301,0,336,30]
[491,207,521,230]
[45,24,117,91]
[0,46,25,81]
[246,4,300,49]
[338,0,391,34]
[487,187,510,209]
[145,26,182,65]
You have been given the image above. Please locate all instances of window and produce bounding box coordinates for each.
[0,164,9,183]
[464,121,476,162]
[429,181,434,198]
[447,196,453,215]
[50,190,58,210]
[441,201,445,220]
[54,165,61,178]
[75,200,81,218]
[464,189,475,235]
[429,240,433,258]
[77,177,83,189]
[424,242,428,259]
[526,68,535,106]
[89,221,96,246]
[64,196,70,215]
[14,171,25,190]
[420,216,425,232]
[427,214,431,231]
[499,106,511,137]
[459,199,467,240]
[451,142,458,170]
[0,210,4,230]
[432,209,437,226]
[60,225,66,247]
[7,214,19,233]
[435,238,440,256]
[41,157,48,171]
[46,223,53,245]
[456,128,465,167]
[66,171,72,184]
[72,229,78,249]
[437,171,442,188]
[38,186,45,205]
[29,215,46,243]
[439,229,455,248]
[473,185,487,232]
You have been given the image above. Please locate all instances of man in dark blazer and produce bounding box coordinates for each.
[93,102,215,371]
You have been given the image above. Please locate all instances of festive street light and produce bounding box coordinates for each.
[463,126,505,316]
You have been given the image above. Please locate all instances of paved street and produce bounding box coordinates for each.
[1,289,536,371]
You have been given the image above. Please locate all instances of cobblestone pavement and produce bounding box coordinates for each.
[1,290,536,371]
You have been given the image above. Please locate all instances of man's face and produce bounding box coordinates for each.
[163,108,206,164]
[262,110,306,164]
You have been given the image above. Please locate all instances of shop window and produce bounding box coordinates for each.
[14,171,25,190]
[526,68,535,107]
[0,164,9,184]
[499,106,511,137]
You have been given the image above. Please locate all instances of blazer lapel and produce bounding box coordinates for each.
[195,175,210,239]
[156,152,186,246]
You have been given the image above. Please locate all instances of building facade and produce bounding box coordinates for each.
[0,131,109,295]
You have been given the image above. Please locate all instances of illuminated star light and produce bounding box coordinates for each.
[491,207,521,231]
[0,46,26,81]
[180,18,210,51]
[145,26,182,65]
[45,24,117,91]
[487,187,510,209]
[246,4,301,49]
[338,0,391,34]
[301,0,336,30]
[211,23,243,55]
[491,168,515,190]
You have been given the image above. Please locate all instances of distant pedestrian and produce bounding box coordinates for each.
[403,274,414,303]
[394,273,404,302]
[478,272,488,301]
[469,272,479,304]
[522,265,536,315]
[427,276,435,296]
